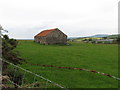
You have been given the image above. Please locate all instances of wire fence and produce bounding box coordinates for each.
[1,58,66,89]
[1,58,119,89]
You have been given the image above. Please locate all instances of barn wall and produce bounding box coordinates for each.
[34,36,47,44]
[46,29,67,44]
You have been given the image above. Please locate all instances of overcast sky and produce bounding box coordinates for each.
[0,0,119,39]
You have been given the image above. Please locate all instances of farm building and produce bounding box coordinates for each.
[95,39,115,44]
[34,28,67,45]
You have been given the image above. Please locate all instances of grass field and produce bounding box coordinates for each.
[15,40,118,88]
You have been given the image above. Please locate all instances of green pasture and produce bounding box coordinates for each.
[15,40,118,88]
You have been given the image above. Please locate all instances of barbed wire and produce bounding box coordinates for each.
[0,58,66,89]
[7,79,21,88]
[1,57,119,89]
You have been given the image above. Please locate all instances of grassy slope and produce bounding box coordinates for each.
[15,40,118,88]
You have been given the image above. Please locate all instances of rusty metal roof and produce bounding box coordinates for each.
[35,28,58,37]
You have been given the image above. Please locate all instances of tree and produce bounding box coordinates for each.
[88,38,92,41]
[1,29,23,71]
[117,37,120,44]
[0,25,24,88]
[2,35,23,65]
[102,37,107,39]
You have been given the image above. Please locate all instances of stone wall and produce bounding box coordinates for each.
[46,29,67,44]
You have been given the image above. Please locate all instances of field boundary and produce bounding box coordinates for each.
[26,61,120,81]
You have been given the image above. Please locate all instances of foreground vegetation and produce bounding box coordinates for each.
[15,40,118,88]
[1,25,24,88]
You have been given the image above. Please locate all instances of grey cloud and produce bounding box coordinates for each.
[0,0,118,39]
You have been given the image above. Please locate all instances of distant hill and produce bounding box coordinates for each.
[107,34,120,39]
[68,34,109,39]
[87,34,109,38]
[66,34,120,40]
[68,37,81,39]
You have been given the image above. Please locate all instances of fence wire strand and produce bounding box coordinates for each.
[0,58,66,89]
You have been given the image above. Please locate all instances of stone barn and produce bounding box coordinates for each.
[34,28,67,45]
